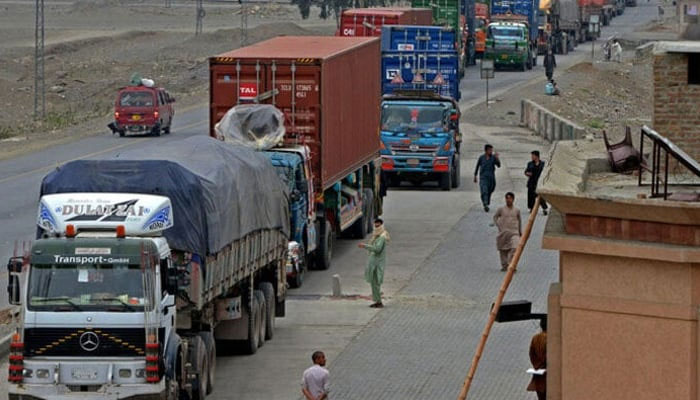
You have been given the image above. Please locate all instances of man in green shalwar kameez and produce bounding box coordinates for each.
[359,218,390,308]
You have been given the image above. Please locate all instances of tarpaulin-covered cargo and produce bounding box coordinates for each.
[338,7,433,37]
[209,36,381,192]
[380,25,457,52]
[40,136,290,257]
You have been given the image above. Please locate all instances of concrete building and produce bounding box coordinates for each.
[652,41,700,162]
[538,137,700,400]
[678,0,700,35]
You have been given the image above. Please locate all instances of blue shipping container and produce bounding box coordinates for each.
[380,25,457,53]
[491,0,540,39]
[381,51,461,100]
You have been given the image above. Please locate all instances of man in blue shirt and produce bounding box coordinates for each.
[474,144,501,212]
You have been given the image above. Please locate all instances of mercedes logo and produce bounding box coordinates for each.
[79,331,100,352]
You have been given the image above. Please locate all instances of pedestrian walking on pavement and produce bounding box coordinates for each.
[525,150,549,215]
[302,351,330,400]
[359,218,390,308]
[474,144,501,212]
[544,48,556,82]
[527,319,547,400]
[493,192,522,271]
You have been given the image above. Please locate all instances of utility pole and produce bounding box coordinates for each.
[240,0,248,47]
[195,0,204,35]
[34,0,45,120]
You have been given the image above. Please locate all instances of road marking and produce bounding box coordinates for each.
[0,120,206,185]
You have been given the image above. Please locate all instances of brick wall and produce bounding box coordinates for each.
[652,52,700,162]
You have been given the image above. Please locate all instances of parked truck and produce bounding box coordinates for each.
[475,2,490,58]
[209,36,382,271]
[579,0,604,39]
[539,0,582,54]
[337,7,433,36]
[7,136,290,400]
[485,0,539,71]
[378,25,461,190]
[412,0,471,73]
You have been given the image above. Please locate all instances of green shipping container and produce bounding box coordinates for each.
[411,0,462,47]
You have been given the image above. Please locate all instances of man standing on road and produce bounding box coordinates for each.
[474,144,501,212]
[527,318,547,400]
[302,351,329,400]
[544,47,556,82]
[493,192,522,271]
[359,218,390,308]
[525,150,549,215]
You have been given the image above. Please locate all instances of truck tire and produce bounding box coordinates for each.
[189,336,208,400]
[118,130,125,137]
[254,290,266,348]
[197,332,215,395]
[520,60,527,71]
[526,56,533,70]
[260,282,276,341]
[439,172,451,191]
[363,189,374,234]
[244,294,260,354]
[451,156,461,189]
[349,207,366,239]
[315,220,333,270]
[289,246,306,289]
[152,126,161,137]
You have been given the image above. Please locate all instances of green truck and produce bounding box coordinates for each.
[412,0,467,75]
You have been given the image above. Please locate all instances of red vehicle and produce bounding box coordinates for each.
[108,85,175,137]
[337,7,433,37]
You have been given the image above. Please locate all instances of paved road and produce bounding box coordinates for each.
[0,2,660,397]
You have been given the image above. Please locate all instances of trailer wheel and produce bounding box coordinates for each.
[189,336,208,400]
[118,130,125,137]
[244,294,260,354]
[315,220,333,270]
[260,282,276,341]
[198,332,216,395]
[363,189,374,234]
[451,156,461,188]
[439,172,452,191]
[254,290,266,348]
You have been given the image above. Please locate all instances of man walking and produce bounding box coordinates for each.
[493,192,522,271]
[302,351,329,400]
[359,218,390,308]
[525,150,548,215]
[474,144,501,212]
[543,47,556,82]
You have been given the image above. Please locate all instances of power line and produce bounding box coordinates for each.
[34,0,45,120]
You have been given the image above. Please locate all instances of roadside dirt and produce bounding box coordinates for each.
[0,0,335,156]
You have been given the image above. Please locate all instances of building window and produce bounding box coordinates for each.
[690,54,700,85]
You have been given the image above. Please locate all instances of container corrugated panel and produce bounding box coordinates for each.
[411,0,461,46]
[381,51,461,100]
[492,0,540,38]
[338,7,433,36]
[380,25,457,52]
[558,0,581,25]
[209,36,381,191]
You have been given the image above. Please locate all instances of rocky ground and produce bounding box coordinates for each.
[0,0,336,145]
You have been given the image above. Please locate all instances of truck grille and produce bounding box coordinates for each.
[390,144,438,154]
[24,328,163,357]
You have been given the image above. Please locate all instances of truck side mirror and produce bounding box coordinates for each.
[7,257,22,274]
[165,268,179,294]
[7,275,20,306]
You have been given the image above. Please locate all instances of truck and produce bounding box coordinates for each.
[475,2,490,58]
[579,0,604,39]
[412,0,471,73]
[539,0,582,54]
[7,135,290,399]
[336,7,433,37]
[485,0,539,70]
[209,36,382,271]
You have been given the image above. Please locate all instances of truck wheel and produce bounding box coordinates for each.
[118,130,125,137]
[244,294,260,354]
[439,172,452,191]
[526,57,533,70]
[198,332,216,395]
[451,156,461,188]
[289,247,305,289]
[315,220,333,270]
[254,290,266,348]
[260,282,276,341]
[152,126,161,137]
[349,206,366,239]
[189,336,208,400]
[363,189,374,234]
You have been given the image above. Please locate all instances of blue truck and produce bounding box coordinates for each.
[380,25,462,190]
[485,0,540,70]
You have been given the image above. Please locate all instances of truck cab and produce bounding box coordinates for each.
[379,91,461,190]
[485,21,536,70]
[262,146,317,288]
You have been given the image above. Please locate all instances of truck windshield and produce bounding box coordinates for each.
[381,105,446,133]
[489,27,523,38]
[28,263,145,312]
[120,91,154,107]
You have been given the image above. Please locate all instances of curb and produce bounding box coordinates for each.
[520,99,587,141]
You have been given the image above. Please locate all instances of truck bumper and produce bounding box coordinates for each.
[9,381,166,400]
[485,52,526,65]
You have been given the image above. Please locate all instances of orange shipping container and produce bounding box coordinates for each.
[337,7,433,37]
[209,36,381,191]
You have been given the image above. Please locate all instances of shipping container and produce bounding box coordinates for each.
[209,36,381,191]
[491,0,540,39]
[412,0,462,46]
[381,52,461,100]
[338,7,433,36]
[380,25,457,52]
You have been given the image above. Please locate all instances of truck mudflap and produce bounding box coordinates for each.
[9,381,166,400]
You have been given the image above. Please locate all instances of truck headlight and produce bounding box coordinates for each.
[23,368,33,378]
[119,369,132,378]
[36,369,50,379]
[135,369,145,378]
